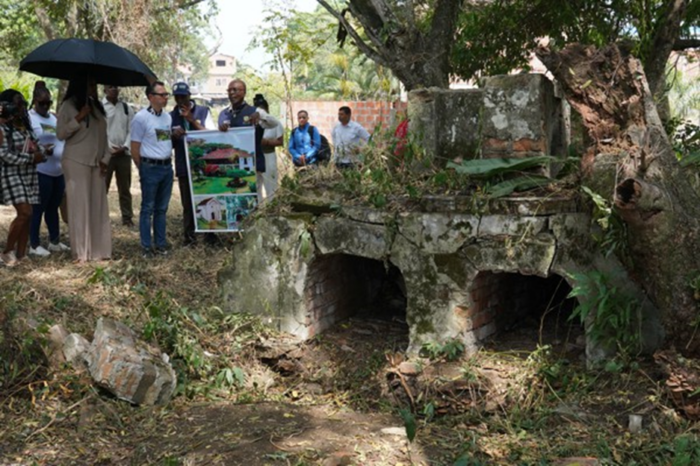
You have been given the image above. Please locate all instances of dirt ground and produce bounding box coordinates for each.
[0,182,697,466]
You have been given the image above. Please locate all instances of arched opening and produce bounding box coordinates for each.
[303,254,407,339]
[469,272,582,353]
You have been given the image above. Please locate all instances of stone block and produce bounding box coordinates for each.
[314,217,387,260]
[478,215,548,237]
[64,333,90,367]
[397,212,478,255]
[408,87,483,165]
[482,74,563,158]
[88,318,176,405]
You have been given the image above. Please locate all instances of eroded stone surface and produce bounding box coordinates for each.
[219,201,664,361]
[64,333,90,367]
[88,318,176,405]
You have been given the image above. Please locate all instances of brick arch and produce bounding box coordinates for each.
[464,271,580,350]
[302,253,407,338]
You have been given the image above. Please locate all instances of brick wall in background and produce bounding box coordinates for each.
[287,101,408,140]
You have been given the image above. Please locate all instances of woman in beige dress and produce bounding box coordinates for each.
[56,77,112,262]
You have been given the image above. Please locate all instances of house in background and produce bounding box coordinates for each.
[201,53,237,106]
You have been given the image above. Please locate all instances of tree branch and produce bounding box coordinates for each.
[316,0,387,67]
[673,38,700,50]
[644,0,688,95]
[425,0,462,86]
[32,1,55,41]
[155,0,206,13]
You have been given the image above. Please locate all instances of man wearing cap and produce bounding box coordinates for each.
[170,82,216,246]
[103,85,135,227]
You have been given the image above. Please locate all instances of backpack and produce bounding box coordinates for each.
[295,124,331,163]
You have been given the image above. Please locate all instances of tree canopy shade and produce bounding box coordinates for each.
[317,0,699,94]
[0,0,218,86]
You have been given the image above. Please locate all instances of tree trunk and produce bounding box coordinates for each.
[537,43,700,354]
[316,0,461,90]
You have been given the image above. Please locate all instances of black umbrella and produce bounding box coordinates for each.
[19,38,157,86]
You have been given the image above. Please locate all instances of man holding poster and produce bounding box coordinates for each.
[218,79,282,204]
[170,82,216,246]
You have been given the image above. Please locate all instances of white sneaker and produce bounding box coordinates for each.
[29,246,51,257]
[48,242,70,252]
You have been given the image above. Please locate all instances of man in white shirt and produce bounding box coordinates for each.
[103,85,135,227]
[130,81,173,258]
[331,106,370,168]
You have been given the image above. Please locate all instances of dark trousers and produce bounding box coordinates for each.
[178,175,217,245]
[106,154,133,223]
[30,173,65,247]
[178,176,196,243]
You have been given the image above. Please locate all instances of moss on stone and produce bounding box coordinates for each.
[434,253,469,285]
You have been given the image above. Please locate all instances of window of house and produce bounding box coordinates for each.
[216,60,226,67]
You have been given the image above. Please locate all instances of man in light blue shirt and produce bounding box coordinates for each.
[288,110,321,167]
[331,106,370,168]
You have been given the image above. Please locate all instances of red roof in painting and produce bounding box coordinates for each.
[202,148,235,161]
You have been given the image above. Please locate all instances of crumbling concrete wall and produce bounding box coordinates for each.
[408,74,569,165]
[218,198,664,360]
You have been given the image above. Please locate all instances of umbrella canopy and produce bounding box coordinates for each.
[19,38,157,86]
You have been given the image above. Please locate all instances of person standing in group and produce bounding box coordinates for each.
[218,79,282,204]
[131,81,173,258]
[331,106,370,169]
[28,84,70,257]
[56,76,112,263]
[253,94,283,201]
[169,82,216,246]
[103,85,135,228]
[288,109,321,168]
[0,89,44,266]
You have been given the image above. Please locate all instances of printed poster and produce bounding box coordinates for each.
[185,127,257,232]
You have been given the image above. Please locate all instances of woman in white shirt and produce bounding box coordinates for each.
[28,86,70,256]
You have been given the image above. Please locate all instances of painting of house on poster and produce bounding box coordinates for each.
[185,128,258,232]
[185,128,257,196]
[193,194,257,232]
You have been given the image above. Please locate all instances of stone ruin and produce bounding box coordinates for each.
[218,74,664,363]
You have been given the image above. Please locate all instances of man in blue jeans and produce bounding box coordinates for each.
[130,81,173,258]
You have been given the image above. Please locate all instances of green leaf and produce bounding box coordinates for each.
[486,175,553,198]
[447,156,555,177]
[399,408,417,442]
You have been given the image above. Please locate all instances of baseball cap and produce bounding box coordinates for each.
[172,82,191,96]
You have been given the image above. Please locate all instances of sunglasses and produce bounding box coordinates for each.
[36,100,53,107]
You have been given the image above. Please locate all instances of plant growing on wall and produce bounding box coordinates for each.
[567,270,643,358]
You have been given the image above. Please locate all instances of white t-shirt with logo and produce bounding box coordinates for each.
[130,108,172,160]
[29,109,64,177]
